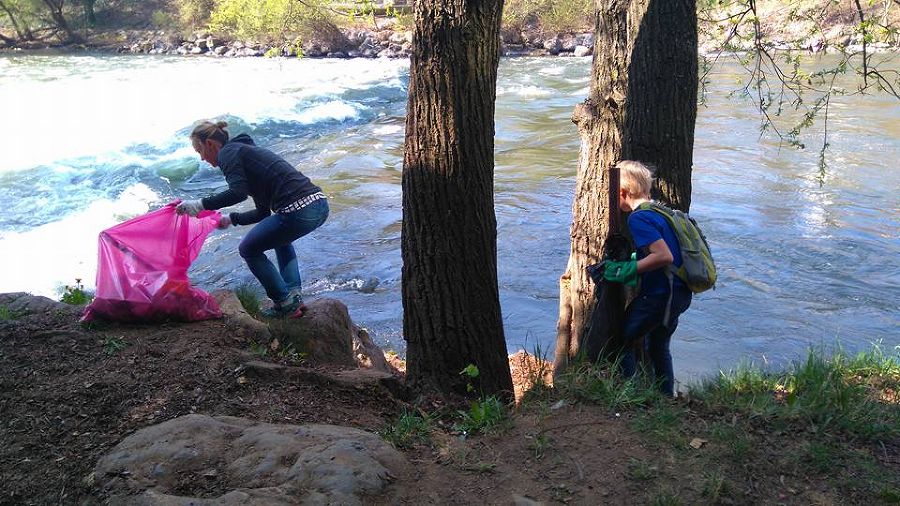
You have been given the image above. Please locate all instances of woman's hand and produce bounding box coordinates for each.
[175,200,204,217]
[217,215,232,229]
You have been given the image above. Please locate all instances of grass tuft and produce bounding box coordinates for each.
[381,409,432,449]
[692,345,900,441]
[235,283,262,317]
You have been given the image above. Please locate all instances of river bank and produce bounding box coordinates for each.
[1,291,897,504]
[4,18,897,60]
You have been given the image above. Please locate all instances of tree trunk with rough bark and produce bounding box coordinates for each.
[402,0,513,399]
[553,0,698,375]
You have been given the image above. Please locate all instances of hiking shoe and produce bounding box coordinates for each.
[261,292,302,319]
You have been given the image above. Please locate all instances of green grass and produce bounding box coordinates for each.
[627,458,658,481]
[0,305,17,321]
[235,283,262,317]
[555,359,663,410]
[691,345,900,441]
[102,335,128,355]
[381,409,432,449]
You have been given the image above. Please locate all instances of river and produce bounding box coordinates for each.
[1,53,897,384]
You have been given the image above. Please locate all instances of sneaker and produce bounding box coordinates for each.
[261,292,302,319]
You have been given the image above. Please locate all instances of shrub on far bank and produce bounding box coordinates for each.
[503,0,592,33]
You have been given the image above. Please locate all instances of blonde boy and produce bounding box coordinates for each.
[601,161,692,397]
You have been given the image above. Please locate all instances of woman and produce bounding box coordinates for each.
[176,120,328,318]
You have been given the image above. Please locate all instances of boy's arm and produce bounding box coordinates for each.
[636,239,674,274]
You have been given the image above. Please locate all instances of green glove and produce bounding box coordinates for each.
[603,259,638,287]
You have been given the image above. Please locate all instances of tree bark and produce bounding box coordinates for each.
[41,0,79,43]
[83,0,96,26]
[402,0,513,400]
[553,0,698,375]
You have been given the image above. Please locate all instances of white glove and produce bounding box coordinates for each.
[217,215,232,229]
[175,199,204,217]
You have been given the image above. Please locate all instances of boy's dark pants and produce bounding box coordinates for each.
[620,286,692,396]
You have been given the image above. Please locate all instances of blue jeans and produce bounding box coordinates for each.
[238,199,329,304]
[620,286,692,397]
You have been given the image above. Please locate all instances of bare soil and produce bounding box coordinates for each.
[1,305,898,505]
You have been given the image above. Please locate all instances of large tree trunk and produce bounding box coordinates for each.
[402,0,513,400]
[553,0,698,374]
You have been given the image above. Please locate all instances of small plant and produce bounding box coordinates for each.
[102,335,127,355]
[249,340,268,358]
[235,283,262,317]
[455,395,509,435]
[380,409,432,449]
[61,279,93,305]
[529,433,552,459]
[701,471,729,502]
[460,363,480,393]
[627,458,658,481]
[277,343,307,363]
[0,305,18,321]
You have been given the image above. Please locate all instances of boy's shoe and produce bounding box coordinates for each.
[261,292,303,319]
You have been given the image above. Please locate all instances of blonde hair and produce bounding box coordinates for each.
[617,160,654,198]
[190,120,230,146]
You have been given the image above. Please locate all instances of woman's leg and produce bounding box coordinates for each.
[275,199,330,296]
[239,214,295,304]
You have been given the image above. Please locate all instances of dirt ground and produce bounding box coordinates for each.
[1,301,898,505]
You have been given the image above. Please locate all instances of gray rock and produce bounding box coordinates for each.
[95,415,408,506]
[377,48,396,59]
[0,292,82,318]
[543,37,562,55]
[190,46,203,55]
[573,45,592,57]
[269,298,355,366]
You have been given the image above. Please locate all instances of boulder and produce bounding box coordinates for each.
[94,414,408,505]
[269,298,355,366]
[0,292,82,318]
[543,37,562,55]
[573,45,592,57]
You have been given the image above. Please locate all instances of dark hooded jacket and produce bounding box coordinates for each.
[200,134,322,226]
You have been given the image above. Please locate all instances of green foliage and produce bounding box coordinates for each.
[455,395,509,435]
[235,283,261,317]
[692,345,900,441]
[102,335,127,355]
[60,279,93,306]
[151,10,178,30]
[173,0,217,29]
[209,0,333,43]
[380,409,432,449]
[502,0,592,32]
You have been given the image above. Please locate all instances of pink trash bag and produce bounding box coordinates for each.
[82,202,223,322]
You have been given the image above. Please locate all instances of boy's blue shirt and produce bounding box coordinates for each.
[628,208,685,295]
